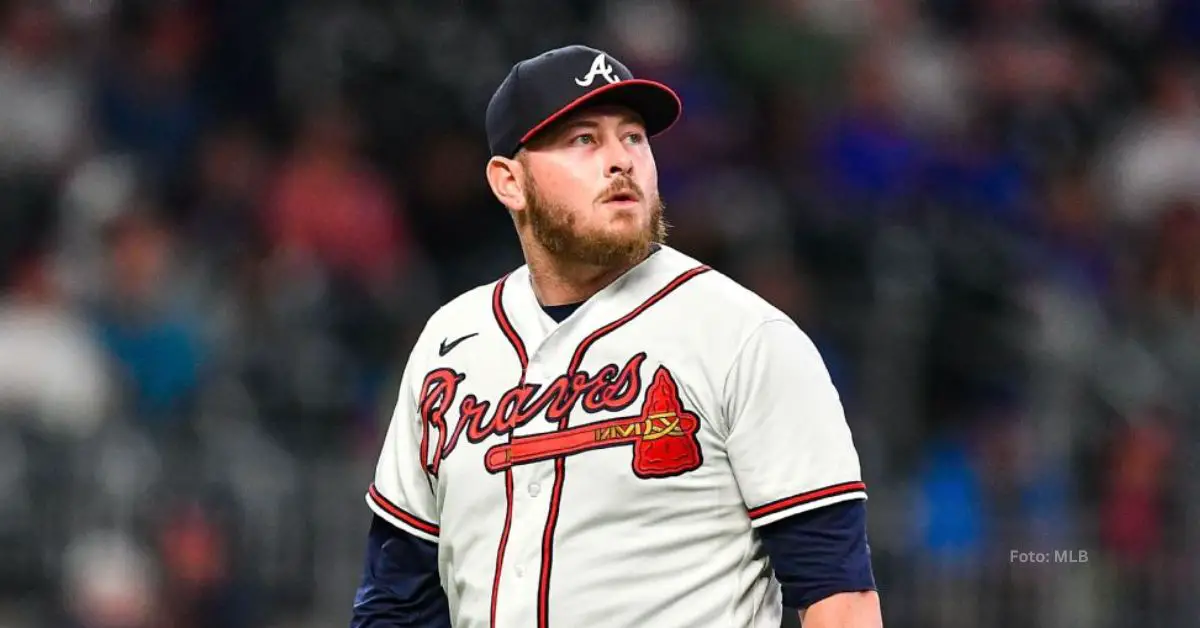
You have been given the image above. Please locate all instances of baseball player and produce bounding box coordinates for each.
[351,45,881,628]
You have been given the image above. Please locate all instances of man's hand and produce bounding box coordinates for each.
[798,591,882,627]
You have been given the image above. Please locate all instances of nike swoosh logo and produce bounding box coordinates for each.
[439,333,479,357]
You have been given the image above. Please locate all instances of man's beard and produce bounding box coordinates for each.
[520,174,668,269]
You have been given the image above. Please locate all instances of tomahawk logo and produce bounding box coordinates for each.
[575,53,620,87]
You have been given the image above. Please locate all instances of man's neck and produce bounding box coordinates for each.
[525,246,652,306]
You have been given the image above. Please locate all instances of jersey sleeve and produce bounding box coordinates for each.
[722,319,867,528]
[366,346,441,543]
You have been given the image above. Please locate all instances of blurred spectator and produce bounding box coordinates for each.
[1098,409,1187,625]
[870,0,970,138]
[1142,199,1200,317]
[911,432,987,566]
[187,119,271,277]
[0,251,110,437]
[1132,201,1200,424]
[1100,58,1200,226]
[0,1,87,175]
[264,102,408,287]
[972,3,1102,174]
[907,430,987,628]
[1020,168,1116,488]
[1100,413,1177,566]
[54,152,141,302]
[1030,168,1115,298]
[59,531,157,628]
[93,1,206,187]
[814,42,928,215]
[91,211,203,427]
[155,502,254,628]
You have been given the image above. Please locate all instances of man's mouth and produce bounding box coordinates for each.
[603,191,640,204]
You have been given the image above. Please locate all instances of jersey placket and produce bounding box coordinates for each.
[489,278,579,628]
[490,359,554,626]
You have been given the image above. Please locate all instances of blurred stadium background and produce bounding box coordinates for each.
[0,0,1197,626]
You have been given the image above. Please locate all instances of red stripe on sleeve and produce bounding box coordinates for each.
[368,484,440,537]
[747,481,867,521]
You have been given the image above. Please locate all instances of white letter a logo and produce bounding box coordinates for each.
[575,53,619,87]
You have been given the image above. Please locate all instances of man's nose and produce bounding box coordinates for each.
[603,141,634,176]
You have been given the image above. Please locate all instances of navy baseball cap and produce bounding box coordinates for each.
[485,45,682,158]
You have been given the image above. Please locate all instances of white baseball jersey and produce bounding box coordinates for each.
[366,244,867,628]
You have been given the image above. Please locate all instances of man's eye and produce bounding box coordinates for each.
[571,133,595,145]
[625,133,645,145]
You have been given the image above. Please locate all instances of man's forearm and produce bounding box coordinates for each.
[799,591,882,628]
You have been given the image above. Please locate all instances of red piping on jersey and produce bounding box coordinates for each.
[537,264,711,628]
[490,274,527,628]
[565,265,712,375]
[746,481,868,520]
[368,483,440,537]
[493,273,530,369]
[489,468,514,626]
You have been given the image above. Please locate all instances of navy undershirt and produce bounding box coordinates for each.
[350,302,875,626]
[352,516,451,627]
[540,301,581,322]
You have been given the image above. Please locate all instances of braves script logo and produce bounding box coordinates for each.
[418,353,702,478]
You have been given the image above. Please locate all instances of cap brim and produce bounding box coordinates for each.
[518,79,682,148]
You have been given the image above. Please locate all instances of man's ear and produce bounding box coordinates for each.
[485,155,527,212]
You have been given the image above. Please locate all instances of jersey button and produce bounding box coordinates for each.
[528,482,540,497]
[515,566,525,578]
